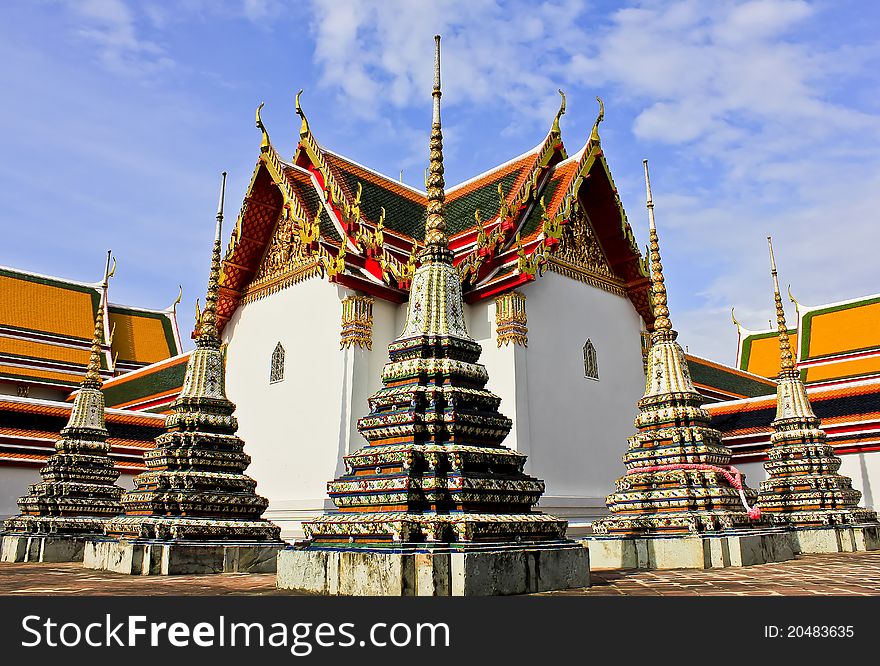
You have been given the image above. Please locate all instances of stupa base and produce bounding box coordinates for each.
[789,524,880,554]
[83,537,284,575]
[1,533,92,563]
[276,541,590,596]
[583,528,797,570]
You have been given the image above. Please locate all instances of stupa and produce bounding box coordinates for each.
[586,161,796,569]
[755,238,878,552]
[83,173,283,575]
[1,253,124,563]
[276,36,589,596]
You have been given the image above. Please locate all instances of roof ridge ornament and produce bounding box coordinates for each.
[590,96,605,144]
[295,89,310,138]
[551,89,566,137]
[643,159,672,334]
[256,102,270,152]
[767,236,797,378]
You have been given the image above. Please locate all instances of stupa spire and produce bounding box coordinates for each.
[593,160,763,537]
[422,34,451,263]
[197,171,226,345]
[755,241,877,528]
[767,236,796,378]
[83,250,114,389]
[103,170,280,547]
[644,160,672,334]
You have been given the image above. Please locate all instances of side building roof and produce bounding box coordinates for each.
[0,265,182,395]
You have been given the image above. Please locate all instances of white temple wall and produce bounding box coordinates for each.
[222,278,351,540]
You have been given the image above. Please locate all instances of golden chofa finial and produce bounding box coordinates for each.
[551,89,566,137]
[590,96,605,144]
[767,236,796,375]
[421,34,451,263]
[83,250,114,388]
[295,89,310,137]
[197,172,227,346]
[643,159,672,334]
[256,102,270,153]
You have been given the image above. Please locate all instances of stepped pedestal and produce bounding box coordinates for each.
[83,537,283,575]
[584,528,796,570]
[789,524,880,554]
[1,533,91,563]
[277,541,589,596]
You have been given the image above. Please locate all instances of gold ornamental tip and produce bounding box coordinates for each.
[422,34,451,262]
[198,172,227,344]
[84,250,114,387]
[643,160,672,333]
[767,235,796,374]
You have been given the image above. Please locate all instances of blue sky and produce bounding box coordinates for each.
[1,0,878,363]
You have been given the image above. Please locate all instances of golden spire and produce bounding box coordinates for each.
[644,159,672,334]
[197,172,227,346]
[767,236,797,377]
[83,251,114,389]
[422,34,451,263]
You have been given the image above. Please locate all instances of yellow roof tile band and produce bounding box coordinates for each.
[0,363,82,384]
[807,301,880,358]
[805,355,880,383]
[108,311,173,364]
[745,333,798,379]
[0,335,90,366]
[0,274,96,339]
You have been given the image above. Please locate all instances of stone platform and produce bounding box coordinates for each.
[277,541,590,596]
[791,524,880,554]
[584,528,797,570]
[1,533,91,563]
[83,538,284,575]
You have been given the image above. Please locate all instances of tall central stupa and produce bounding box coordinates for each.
[277,37,589,595]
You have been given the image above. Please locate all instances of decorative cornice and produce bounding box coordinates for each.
[495,291,528,347]
[340,295,374,350]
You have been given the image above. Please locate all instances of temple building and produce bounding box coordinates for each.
[0,264,180,525]
[211,82,656,541]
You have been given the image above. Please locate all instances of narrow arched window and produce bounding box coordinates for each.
[270,342,285,384]
[583,339,599,380]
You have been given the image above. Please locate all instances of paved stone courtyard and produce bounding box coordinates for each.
[0,551,878,595]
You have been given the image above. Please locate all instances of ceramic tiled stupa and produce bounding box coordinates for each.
[83,174,283,575]
[755,238,878,552]
[1,254,124,563]
[587,162,795,569]
[276,37,589,595]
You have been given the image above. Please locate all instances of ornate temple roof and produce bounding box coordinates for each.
[0,265,182,393]
[99,351,190,414]
[735,291,880,386]
[215,89,652,332]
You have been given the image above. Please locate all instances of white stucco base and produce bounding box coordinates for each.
[790,524,880,554]
[1,533,87,563]
[83,538,284,575]
[276,542,590,596]
[584,529,797,570]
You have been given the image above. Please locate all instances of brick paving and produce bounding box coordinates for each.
[0,551,878,596]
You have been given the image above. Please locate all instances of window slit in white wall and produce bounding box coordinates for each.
[583,339,599,381]
[270,342,285,384]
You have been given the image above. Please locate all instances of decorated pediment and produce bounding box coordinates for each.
[551,207,616,282]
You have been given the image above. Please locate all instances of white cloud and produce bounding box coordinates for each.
[60,0,173,76]
[303,0,880,366]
